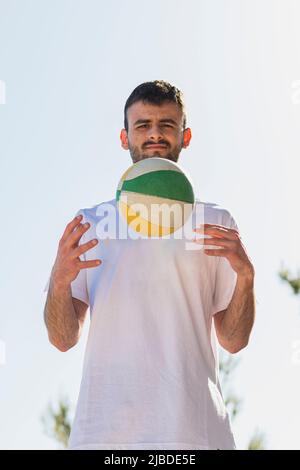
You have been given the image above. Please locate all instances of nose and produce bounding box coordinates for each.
[147,125,164,142]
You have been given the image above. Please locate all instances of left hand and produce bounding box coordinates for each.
[193,224,255,279]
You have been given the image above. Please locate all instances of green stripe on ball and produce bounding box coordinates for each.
[120,170,194,203]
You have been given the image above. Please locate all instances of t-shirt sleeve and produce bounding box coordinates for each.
[211,214,239,315]
[43,210,90,307]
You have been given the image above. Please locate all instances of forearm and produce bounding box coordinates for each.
[217,275,255,353]
[44,277,80,352]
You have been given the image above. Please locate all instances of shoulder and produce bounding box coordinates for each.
[194,198,238,229]
[75,199,117,224]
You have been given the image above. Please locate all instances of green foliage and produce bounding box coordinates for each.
[41,397,71,449]
[248,430,266,450]
[279,266,300,295]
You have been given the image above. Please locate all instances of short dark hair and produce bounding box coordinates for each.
[124,80,187,132]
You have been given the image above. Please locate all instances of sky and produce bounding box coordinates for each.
[0,0,300,450]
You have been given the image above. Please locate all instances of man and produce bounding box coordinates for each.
[44,80,255,450]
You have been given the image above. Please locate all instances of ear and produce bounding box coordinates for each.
[182,128,192,149]
[120,129,129,150]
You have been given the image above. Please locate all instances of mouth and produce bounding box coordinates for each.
[145,145,167,150]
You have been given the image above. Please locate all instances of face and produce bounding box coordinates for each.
[120,101,192,163]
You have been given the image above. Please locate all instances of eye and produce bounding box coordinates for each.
[161,123,176,129]
[137,124,148,129]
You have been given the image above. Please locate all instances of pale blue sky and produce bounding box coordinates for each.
[1,0,300,449]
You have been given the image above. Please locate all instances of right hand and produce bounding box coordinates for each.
[51,214,101,289]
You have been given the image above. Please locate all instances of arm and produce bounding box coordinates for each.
[44,280,88,352]
[213,274,255,353]
[193,222,255,354]
[44,214,101,352]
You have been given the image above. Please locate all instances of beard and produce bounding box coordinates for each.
[128,140,184,164]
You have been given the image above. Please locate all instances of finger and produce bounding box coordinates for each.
[203,248,228,256]
[193,225,239,240]
[67,222,91,248]
[72,238,99,259]
[201,223,239,231]
[193,237,234,248]
[193,225,235,232]
[60,214,83,243]
[77,259,102,269]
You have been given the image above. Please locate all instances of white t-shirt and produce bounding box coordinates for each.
[45,198,238,450]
